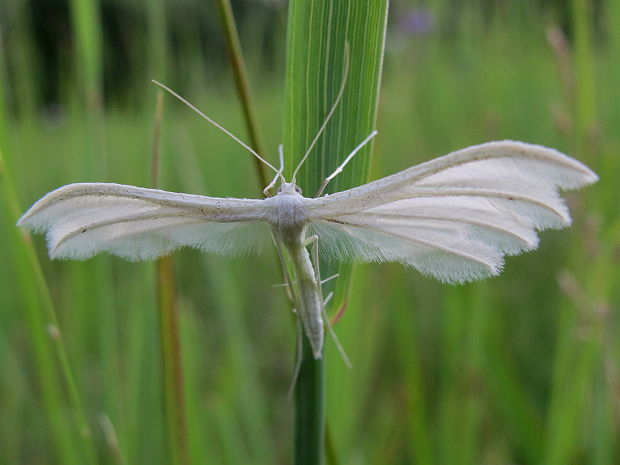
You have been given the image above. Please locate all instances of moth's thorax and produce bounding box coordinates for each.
[267,185,309,244]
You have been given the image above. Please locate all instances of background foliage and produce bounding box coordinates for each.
[1,0,619,464]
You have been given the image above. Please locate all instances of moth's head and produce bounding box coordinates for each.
[277,182,303,196]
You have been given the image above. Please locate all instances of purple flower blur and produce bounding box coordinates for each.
[398,8,435,37]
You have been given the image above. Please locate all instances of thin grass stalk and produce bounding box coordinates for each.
[151,91,165,186]
[67,3,120,447]
[392,286,433,465]
[0,145,97,465]
[215,0,269,190]
[544,2,600,463]
[144,4,184,461]
[68,0,107,175]
[151,91,190,465]
[209,2,280,461]
[461,283,490,465]
[571,0,596,156]
[69,0,102,111]
[485,339,544,463]
[4,0,37,121]
[147,0,168,81]
[157,255,189,465]
[168,123,274,464]
[324,424,341,465]
[0,21,9,145]
[437,287,467,465]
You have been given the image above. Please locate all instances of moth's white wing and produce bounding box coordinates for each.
[305,141,598,283]
[18,183,270,261]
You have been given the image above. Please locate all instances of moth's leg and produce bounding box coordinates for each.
[304,234,319,247]
[274,276,337,288]
[274,275,342,288]
[321,273,340,286]
[287,314,304,400]
[321,297,352,368]
[272,231,296,302]
[306,234,321,290]
[306,234,321,286]
[306,236,339,290]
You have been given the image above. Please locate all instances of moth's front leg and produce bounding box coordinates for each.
[304,234,319,247]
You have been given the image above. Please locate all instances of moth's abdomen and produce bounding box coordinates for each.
[286,240,324,359]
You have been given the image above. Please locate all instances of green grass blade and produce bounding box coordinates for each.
[284,0,388,313]
[0,144,97,465]
[69,0,107,176]
[69,0,102,109]
[147,0,168,81]
[571,0,596,155]
[2,0,37,120]
[283,1,388,463]
[216,0,269,190]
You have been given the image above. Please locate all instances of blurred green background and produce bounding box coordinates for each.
[1,0,618,464]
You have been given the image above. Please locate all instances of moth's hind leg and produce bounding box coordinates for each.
[276,274,338,288]
[272,232,296,302]
[321,273,339,286]
[321,299,352,368]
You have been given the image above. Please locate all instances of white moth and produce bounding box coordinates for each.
[17,84,598,359]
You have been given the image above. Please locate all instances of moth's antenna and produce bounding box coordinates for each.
[315,130,378,197]
[263,144,286,196]
[291,43,350,182]
[151,80,279,174]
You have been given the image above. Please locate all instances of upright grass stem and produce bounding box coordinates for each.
[215,0,269,191]
[571,0,596,156]
[151,91,190,465]
[5,0,37,120]
[68,0,106,175]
